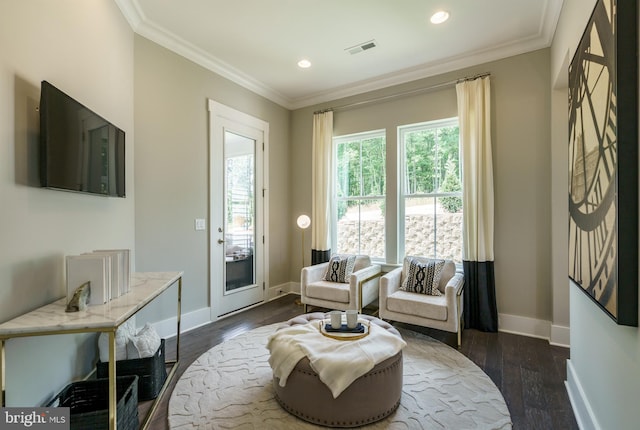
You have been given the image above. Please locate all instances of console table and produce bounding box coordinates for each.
[0,271,183,430]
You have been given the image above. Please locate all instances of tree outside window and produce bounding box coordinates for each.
[400,118,462,262]
[334,130,386,260]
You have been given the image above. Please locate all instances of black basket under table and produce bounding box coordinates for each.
[96,338,167,401]
[47,375,138,430]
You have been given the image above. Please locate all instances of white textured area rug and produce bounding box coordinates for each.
[169,323,512,429]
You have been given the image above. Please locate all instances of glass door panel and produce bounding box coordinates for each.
[224,131,255,293]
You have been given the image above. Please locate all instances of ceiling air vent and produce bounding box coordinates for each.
[345,39,377,55]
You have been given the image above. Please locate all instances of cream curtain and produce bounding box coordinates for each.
[311,111,333,264]
[456,76,498,331]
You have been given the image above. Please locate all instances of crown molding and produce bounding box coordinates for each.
[289,34,551,109]
[289,0,564,109]
[114,0,143,29]
[116,0,564,111]
[115,0,291,108]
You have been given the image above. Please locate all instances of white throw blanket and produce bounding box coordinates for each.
[266,320,406,398]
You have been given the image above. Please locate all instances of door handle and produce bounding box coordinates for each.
[218,239,225,244]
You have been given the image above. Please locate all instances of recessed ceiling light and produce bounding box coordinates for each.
[430,10,450,24]
[297,59,311,69]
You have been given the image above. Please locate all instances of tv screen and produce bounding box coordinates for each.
[39,81,125,197]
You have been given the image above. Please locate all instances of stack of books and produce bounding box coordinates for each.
[66,249,131,305]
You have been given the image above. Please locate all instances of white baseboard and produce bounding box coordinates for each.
[150,297,569,348]
[151,306,211,338]
[267,281,297,301]
[291,281,301,294]
[498,313,551,340]
[152,282,299,336]
[550,324,570,347]
[497,313,570,347]
[566,359,600,430]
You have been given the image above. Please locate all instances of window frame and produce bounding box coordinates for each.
[332,129,386,261]
[397,117,461,261]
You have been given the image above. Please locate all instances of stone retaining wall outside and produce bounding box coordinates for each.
[337,213,463,261]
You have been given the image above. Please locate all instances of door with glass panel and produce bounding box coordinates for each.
[209,101,266,318]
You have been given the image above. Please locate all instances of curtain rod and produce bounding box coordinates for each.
[314,72,490,114]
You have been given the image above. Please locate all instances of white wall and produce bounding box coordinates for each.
[552,0,640,429]
[0,0,134,406]
[291,49,555,335]
[132,35,292,325]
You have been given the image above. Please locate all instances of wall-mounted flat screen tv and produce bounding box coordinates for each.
[39,80,125,197]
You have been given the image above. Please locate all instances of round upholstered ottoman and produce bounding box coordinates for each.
[272,313,403,428]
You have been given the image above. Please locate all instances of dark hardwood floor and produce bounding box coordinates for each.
[142,294,578,430]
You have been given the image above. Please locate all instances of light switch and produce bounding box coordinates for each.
[195,218,206,231]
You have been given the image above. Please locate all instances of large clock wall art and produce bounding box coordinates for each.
[568,0,638,326]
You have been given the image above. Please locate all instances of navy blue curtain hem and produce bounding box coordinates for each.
[311,249,331,265]
[462,260,498,332]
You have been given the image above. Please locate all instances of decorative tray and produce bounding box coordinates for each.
[319,319,370,341]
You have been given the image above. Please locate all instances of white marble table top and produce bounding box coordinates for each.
[0,272,183,338]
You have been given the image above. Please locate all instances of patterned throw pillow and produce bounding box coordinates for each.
[400,257,445,296]
[323,254,357,283]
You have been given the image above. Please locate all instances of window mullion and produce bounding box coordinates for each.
[398,119,461,262]
[333,131,386,260]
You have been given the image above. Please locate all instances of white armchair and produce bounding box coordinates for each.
[301,255,381,313]
[380,258,464,346]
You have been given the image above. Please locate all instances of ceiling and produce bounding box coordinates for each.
[115,0,564,110]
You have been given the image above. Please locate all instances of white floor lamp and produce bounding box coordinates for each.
[296,214,311,268]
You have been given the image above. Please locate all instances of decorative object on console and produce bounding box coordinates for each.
[65,281,90,312]
[66,249,131,307]
[93,249,131,296]
[568,0,638,326]
[66,254,110,305]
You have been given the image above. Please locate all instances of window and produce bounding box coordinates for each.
[399,118,462,262]
[333,130,386,260]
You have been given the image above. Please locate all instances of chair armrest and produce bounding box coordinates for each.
[349,264,382,286]
[444,272,465,320]
[350,264,382,310]
[380,267,402,300]
[301,262,329,296]
[444,273,464,296]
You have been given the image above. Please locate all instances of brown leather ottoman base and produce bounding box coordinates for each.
[272,313,403,428]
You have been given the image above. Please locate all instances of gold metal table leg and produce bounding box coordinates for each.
[176,277,181,363]
[140,276,182,430]
[108,330,117,430]
[1,339,5,407]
